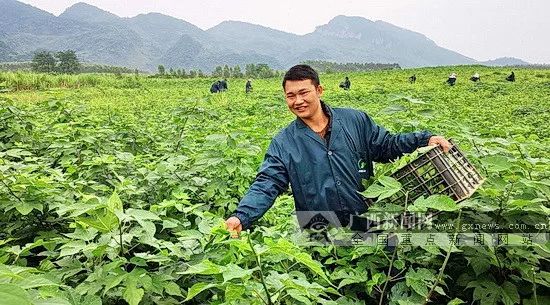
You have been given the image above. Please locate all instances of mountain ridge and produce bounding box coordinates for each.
[0,0,530,71]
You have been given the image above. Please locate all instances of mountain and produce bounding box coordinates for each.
[0,0,528,71]
[481,57,530,66]
[58,2,121,24]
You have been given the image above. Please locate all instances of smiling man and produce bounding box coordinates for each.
[225,64,449,237]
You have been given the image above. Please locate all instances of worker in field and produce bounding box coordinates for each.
[470,73,480,82]
[220,78,228,91]
[210,81,220,93]
[245,79,253,93]
[225,64,450,237]
[506,71,515,82]
[446,72,457,86]
[339,76,351,90]
[409,74,416,83]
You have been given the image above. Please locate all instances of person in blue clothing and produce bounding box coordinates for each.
[225,64,450,237]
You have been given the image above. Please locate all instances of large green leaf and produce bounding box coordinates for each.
[184,282,216,302]
[179,260,223,275]
[500,281,520,305]
[0,284,32,305]
[224,284,246,302]
[123,284,144,305]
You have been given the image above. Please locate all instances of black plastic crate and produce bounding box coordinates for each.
[381,139,484,204]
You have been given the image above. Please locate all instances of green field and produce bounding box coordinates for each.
[1,66,549,305]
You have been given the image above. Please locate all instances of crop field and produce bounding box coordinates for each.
[1,66,549,305]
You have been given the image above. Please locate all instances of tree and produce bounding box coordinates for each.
[55,50,80,74]
[31,51,56,73]
[158,65,165,75]
[222,65,231,78]
[245,64,256,77]
[189,70,197,78]
[212,66,223,78]
[180,69,186,78]
[197,70,204,77]
[233,65,243,78]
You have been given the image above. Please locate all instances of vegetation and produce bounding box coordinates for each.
[31,50,81,74]
[303,60,401,73]
[0,66,549,305]
[152,63,279,79]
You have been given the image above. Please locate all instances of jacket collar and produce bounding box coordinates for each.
[295,101,343,149]
[295,100,334,129]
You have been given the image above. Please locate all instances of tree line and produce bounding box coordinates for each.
[28,50,406,77]
[155,63,281,79]
[303,60,401,73]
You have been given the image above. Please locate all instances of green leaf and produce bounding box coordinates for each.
[408,195,458,212]
[361,176,401,201]
[185,282,215,302]
[287,289,310,304]
[164,282,183,297]
[222,263,255,283]
[77,210,119,233]
[59,240,86,257]
[467,280,500,305]
[225,284,245,302]
[180,260,223,275]
[0,284,32,305]
[123,285,144,305]
[481,155,512,172]
[447,298,465,305]
[126,208,161,224]
[15,201,43,215]
[34,298,72,305]
[103,273,128,295]
[293,252,332,284]
[434,286,446,296]
[107,191,123,213]
[500,281,520,305]
[17,275,60,289]
[338,276,365,289]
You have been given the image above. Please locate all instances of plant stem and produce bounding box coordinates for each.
[248,234,273,305]
[378,191,408,305]
[423,210,462,305]
[531,266,538,305]
[118,223,124,256]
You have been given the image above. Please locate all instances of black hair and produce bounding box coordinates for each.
[282,64,320,89]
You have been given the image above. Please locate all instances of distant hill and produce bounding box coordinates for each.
[0,0,530,72]
[480,57,530,66]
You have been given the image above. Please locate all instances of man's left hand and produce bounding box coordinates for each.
[428,136,451,153]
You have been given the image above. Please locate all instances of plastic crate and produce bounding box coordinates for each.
[381,139,485,204]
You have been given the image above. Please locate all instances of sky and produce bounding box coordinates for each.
[18,0,550,64]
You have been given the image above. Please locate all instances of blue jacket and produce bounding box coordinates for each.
[233,102,432,229]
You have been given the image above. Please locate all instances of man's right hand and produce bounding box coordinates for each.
[225,216,242,238]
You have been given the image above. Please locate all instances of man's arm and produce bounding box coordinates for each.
[363,112,433,163]
[227,139,289,233]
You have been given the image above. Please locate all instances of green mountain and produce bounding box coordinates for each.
[0,0,528,71]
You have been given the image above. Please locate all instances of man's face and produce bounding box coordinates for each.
[284,79,323,120]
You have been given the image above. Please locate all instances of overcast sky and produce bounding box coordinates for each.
[19,0,550,64]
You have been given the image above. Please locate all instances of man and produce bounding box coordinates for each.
[447,73,457,86]
[225,65,450,237]
[506,71,515,82]
[409,74,417,84]
[339,76,351,90]
[210,81,220,93]
[220,79,228,91]
[245,79,253,93]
